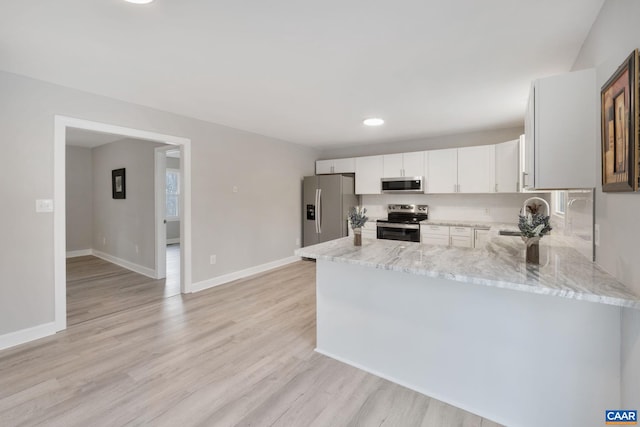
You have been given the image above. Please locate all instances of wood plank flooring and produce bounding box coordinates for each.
[66,245,180,326]
[1,260,502,427]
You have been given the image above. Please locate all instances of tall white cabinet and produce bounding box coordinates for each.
[524,68,597,189]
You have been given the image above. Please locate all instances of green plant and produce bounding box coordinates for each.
[347,206,368,229]
[518,212,552,238]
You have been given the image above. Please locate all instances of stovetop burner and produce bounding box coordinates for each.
[377,204,428,224]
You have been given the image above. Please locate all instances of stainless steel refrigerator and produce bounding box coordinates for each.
[303,175,357,247]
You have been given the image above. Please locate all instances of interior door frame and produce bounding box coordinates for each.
[154,146,184,281]
[54,115,193,332]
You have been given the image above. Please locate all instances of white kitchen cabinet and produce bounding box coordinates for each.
[422,234,450,246]
[420,224,450,246]
[355,155,384,194]
[316,158,355,175]
[495,139,520,193]
[450,226,473,248]
[402,152,426,177]
[382,154,403,177]
[473,229,490,248]
[382,152,425,178]
[426,148,457,193]
[457,145,495,193]
[524,68,597,189]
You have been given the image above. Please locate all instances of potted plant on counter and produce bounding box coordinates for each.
[518,201,552,264]
[348,206,368,246]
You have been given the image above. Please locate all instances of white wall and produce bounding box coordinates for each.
[65,146,93,252]
[0,70,317,336]
[571,0,640,407]
[92,139,162,270]
[320,126,523,159]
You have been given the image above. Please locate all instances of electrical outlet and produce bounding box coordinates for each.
[484,208,490,215]
[102,236,106,246]
[594,224,600,246]
[135,244,139,254]
[35,199,53,213]
[232,186,238,193]
[295,238,301,246]
[210,254,217,265]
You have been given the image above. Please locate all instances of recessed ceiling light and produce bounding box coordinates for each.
[124,0,154,4]
[363,118,384,126]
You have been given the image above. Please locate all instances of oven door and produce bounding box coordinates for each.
[376,223,420,242]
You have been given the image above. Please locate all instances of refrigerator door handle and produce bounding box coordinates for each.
[314,189,319,233]
[317,188,322,234]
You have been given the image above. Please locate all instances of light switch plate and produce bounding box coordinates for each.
[36,199,54,213]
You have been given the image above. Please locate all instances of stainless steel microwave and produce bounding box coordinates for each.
[381,177,424,193]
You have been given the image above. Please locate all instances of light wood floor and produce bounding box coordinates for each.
[1,260,502,427]
[66,244,180,326]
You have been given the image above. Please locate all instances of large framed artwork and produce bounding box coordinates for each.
[112,168,126,199]
[601,49,639,192]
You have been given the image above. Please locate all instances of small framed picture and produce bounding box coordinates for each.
[112,168,126,199]
[601,49,639,192]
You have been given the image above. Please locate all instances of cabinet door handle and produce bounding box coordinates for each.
[453,184,457,193]
[495,183,498,192]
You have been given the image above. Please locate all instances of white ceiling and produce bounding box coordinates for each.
[0,0,604,148]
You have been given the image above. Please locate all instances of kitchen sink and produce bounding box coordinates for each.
[498,230,522,236]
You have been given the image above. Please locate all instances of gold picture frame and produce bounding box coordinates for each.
[601,49,639,192]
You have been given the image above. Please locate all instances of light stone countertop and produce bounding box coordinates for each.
[295,226,640,309]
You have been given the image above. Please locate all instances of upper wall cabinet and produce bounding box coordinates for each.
[382,152,425,178]
[458,145,495,193]
[426,145,496,193]
[524,68,597,190]
[495,139,519,193]
[316,158,355,175]
[426,148,458,193]
[355,155,384,194]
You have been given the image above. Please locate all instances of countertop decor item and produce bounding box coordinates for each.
[519,197,552,264]
[348,206,368,246]
[601,48,639,192]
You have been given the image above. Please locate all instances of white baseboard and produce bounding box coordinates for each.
[92,250,157,279]
[166,238,180,245]
[0,322,57,351]
[191,256,301,293]
[66,249,93,258]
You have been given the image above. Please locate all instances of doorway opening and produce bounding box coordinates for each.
[54,116,192,331]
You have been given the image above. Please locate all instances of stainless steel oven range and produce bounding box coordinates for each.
[376,204,428,242]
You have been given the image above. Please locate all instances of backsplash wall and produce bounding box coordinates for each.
[361,193,551,223]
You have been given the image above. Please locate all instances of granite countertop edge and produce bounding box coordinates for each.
[295,230,640,310]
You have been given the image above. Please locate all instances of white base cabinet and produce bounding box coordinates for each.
[473,229,490,248]
[421,225,485,248]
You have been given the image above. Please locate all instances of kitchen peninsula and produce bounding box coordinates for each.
[295,230,640,427]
